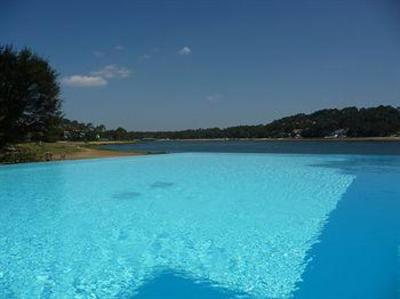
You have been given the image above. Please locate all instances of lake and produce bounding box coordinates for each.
[102,139,400,156]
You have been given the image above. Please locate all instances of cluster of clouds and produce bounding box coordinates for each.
[62,65,131,87]
[62,45,192,88]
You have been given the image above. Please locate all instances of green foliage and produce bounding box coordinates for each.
[265,105,400,138]
[61,119,122,141]
[60,106,400,141]
[0,145,42,163]
[0,45,62,147]
[128,105,400,139]
[0,142,86,163]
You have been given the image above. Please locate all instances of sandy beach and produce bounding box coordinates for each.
[52,146,142,161]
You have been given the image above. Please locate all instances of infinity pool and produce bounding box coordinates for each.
[0,153,399,298]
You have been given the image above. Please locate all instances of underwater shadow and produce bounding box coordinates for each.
[131,271,250,299]
[150,181,175,189]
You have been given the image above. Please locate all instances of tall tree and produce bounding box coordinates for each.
[0,45,62,147]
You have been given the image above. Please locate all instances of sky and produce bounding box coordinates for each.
[1,0,400,131]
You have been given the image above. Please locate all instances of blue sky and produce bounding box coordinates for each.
[1,0,400,130]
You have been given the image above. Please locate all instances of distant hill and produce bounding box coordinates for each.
[129,105,400,140]
[61,105,400,141]
[262,105,400,138]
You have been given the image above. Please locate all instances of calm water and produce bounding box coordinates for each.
[0,147,399,298]
[102,140,400,155]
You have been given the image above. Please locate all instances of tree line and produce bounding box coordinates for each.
[63,105,400,141]
[1,45,400,147]
[122,105,400,140]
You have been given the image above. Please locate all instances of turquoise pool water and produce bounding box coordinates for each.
[0,153,399,298]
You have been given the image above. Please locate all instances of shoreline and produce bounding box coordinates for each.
[52,147,143,161]
[138,137,400,142]
[0,141,143,164]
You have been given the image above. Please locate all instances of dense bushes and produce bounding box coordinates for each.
[0,145,42,163]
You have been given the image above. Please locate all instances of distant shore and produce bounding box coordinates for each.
[142,137,400,142]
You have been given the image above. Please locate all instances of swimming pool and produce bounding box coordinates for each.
[0,153,399,298]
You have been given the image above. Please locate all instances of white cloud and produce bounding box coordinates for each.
[115,45,125,51]
[206,94,223,103]
[90,65,131,79]
[178,46,191,56]
[62,75,107,87]
[62,65,131,88]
